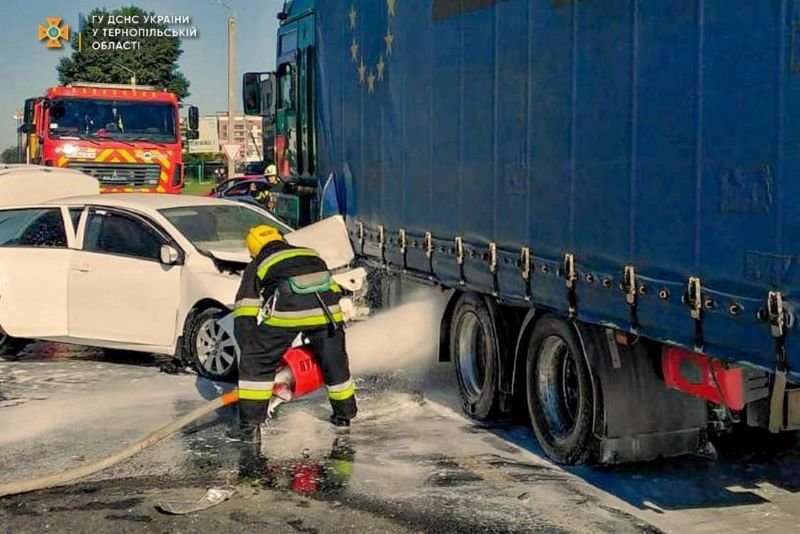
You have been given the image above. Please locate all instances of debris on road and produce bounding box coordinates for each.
[154,486,236,515]
[159,358,195,376]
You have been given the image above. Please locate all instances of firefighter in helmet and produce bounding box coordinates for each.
[230,225,357,441]
[248,165,281,210]
[264,164,280,188]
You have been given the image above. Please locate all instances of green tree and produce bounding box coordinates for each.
[57,6,190,98]
[1,146,21,164]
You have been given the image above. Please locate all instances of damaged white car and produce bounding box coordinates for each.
[0,166,366,380]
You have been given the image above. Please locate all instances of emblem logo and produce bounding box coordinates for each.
[38,18,70,49]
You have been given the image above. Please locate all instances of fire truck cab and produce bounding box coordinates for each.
[21,83,198,194]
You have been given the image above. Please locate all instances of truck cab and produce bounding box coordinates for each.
[21,83,199,194]
[243,0,319,227]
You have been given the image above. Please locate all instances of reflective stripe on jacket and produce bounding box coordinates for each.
[236,241,343,331]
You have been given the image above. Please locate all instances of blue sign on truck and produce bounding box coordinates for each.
[244,0,800,464]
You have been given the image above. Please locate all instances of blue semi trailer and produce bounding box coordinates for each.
[244,0,800,464]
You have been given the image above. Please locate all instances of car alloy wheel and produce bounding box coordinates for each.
[195,315,236,378]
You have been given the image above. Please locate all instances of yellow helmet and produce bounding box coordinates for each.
[246,225,283,257]
[265,164,277,177]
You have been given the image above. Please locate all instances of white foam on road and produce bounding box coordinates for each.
[0,363,201,445]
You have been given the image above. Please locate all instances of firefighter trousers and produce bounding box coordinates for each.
[237,326,357,428]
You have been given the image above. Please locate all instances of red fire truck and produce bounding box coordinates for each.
[21,83,198,194]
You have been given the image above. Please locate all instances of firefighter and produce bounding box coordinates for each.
[230,225,357,441]
[264,164,280,188]
[248,181,273,209]
[247,165,281,210]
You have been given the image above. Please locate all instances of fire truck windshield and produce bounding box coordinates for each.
[48,98,177,143]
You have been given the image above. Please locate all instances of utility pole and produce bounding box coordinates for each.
[216,0,237,179]
[13,108,23,164]
[227,17,236,178]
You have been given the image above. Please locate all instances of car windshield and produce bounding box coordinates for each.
[48,97,177,143]
[159,204,292,253]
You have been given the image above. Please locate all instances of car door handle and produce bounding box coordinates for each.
[71,263,91,273]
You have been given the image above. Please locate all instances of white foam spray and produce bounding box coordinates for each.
[345,288,450,375]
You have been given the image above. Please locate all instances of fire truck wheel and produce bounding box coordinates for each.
[525,315,596,465]
[186,307,238,382]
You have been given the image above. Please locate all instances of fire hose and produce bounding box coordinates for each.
[0,347,325,499]
[0,391,240,499]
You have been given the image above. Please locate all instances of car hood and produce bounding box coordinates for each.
[206,249,251,265]
[206,215,354,270]
[284,215,354,269]
[205,215,364,291]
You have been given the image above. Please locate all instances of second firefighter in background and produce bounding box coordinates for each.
[231,225,357,438]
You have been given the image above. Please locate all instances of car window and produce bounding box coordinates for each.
[218,179,245,195]
[68,207,84,233]
[160,204,292,252]
[217,180,236,194]
[0,208,67,248]
[83,210,163,261]
[227,182,262,196]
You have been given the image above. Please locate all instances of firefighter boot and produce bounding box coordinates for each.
[226,401,266,443]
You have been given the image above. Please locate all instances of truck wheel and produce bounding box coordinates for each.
[450,293,499,420]
[186,307,238,382]
[526,316,596,465]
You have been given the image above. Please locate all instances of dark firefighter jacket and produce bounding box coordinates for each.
[233,241,344,348]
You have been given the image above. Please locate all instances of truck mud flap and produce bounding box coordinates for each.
[577,324,708,464]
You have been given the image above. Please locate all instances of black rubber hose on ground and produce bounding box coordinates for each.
[0,391,239,499]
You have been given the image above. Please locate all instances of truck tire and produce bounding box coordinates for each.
[450,293,499,421]
[525,315,596,465]
[185,307,238,382]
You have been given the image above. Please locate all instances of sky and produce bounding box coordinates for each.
[0,0,280,149]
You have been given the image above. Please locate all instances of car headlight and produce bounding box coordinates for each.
[61,144,78,155]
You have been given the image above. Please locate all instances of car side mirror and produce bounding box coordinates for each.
[243,72,262,115]
[21,98,37,135]
[243,71,276,120]
[160,244,180,265]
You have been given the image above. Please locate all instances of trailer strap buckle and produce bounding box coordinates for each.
[564,253,576,290]
[399,228,407,255]
[424,232,433,259]
[768,291,787,339]
[686,276,702,321]
[564,253,577,316]
[520,247,531,282]
[623,265,637,306]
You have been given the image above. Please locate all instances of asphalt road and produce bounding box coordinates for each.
[2,340,800,533]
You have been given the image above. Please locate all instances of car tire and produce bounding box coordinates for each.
[186,307,238,382]
[526,316,596,465]
[450,293,499,421]
[0,329,29,357]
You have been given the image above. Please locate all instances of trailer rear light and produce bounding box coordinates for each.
[662,347,745,410]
